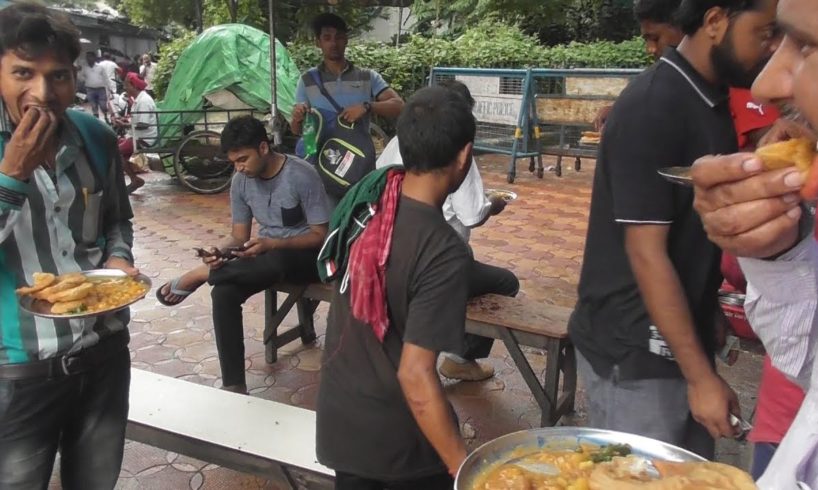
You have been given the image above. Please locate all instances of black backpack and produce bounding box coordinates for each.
[308,69,376,198]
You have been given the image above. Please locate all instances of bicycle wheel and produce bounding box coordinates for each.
[173,130,234,194]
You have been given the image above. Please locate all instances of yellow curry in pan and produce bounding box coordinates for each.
[474,444,630,490]
[472,444,758,490]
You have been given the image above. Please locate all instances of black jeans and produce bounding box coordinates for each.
[335,471,453,490]
[460,259,520,360]
[0,348,131,490]
[209,248,320,387]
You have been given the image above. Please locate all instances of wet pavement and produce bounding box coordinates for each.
[52,154,762,489]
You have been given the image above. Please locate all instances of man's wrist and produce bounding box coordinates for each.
[763,203,812,260]
[0,164,31,183]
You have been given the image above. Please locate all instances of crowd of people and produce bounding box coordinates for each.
[77,46,158,194]
[0,0,817,489]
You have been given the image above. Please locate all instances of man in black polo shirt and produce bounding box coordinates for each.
[569,0,778,458]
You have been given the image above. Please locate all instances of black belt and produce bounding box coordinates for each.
[0,331,128,380]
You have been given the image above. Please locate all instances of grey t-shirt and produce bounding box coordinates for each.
[230,155,330,238]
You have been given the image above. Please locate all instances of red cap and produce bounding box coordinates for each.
[126,72,147,91]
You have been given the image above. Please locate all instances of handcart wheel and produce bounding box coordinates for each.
[174,130,234,195]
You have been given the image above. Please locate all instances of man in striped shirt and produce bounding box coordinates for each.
[0,4,136,489]
[691,0,818,486]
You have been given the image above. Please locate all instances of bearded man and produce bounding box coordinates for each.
[568,0,778,458]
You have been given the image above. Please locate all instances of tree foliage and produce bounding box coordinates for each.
[116,0,382,43]
[410,0,637,44]
[290,20,650,95]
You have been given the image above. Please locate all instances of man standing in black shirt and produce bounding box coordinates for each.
[569,0,778,458]
[316,86,474,488]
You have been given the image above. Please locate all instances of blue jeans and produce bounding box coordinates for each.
[751,442,779,480]
[0,348,130,490]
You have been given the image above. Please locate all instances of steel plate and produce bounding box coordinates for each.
[19,269,152,320]
[455,427,706,490]
[485,189,518,202]
[658,166,693,186]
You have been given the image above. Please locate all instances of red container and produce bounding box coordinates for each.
[719,297,758,341]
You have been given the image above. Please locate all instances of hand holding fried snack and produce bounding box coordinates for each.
[755,138,818,199]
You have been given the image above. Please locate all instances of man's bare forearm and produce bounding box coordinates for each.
[398,360,466,474]
[372,98,403,119]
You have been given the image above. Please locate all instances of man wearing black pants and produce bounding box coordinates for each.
[156,116,329,393]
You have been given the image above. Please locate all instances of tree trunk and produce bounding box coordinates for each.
[194,0,204,32]
[227,0,238,22]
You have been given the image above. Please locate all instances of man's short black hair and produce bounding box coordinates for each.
[311,13,348,38]
[221,116,268,153]
[0,3,81,62]
[675,0,762,35]
[437,79,476,110]
[634,0,682,23]
[397,86,476,173]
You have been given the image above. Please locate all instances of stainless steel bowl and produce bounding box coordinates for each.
[455,427,706,490]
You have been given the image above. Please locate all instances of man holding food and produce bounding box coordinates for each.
[568,0,778,458]
[691,0,818,485]
[0,3,137,488]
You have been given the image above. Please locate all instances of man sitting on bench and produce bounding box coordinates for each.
[317,86,474,489]
[156,116,329,394]
[114,72,156,193]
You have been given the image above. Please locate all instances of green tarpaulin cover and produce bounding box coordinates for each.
[157,24,300,142]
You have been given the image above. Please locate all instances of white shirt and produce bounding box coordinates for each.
[139,62,157,90]
[739,237,818,489]
[131,91,157,146]
[98,60,119,93]
[375,137,492,243]
[80,62,109,89]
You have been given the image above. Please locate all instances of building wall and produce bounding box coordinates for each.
[359,7,416,43]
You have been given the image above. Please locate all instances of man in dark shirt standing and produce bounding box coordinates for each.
[316,87,473,489]
[569,0,778,458]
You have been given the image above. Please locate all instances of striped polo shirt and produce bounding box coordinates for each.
[295,62,390,130]
[0,103,135,364]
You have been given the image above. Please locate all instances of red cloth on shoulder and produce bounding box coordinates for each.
[348,169,405,342]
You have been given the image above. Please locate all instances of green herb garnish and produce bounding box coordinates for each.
[590,444,632,463]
